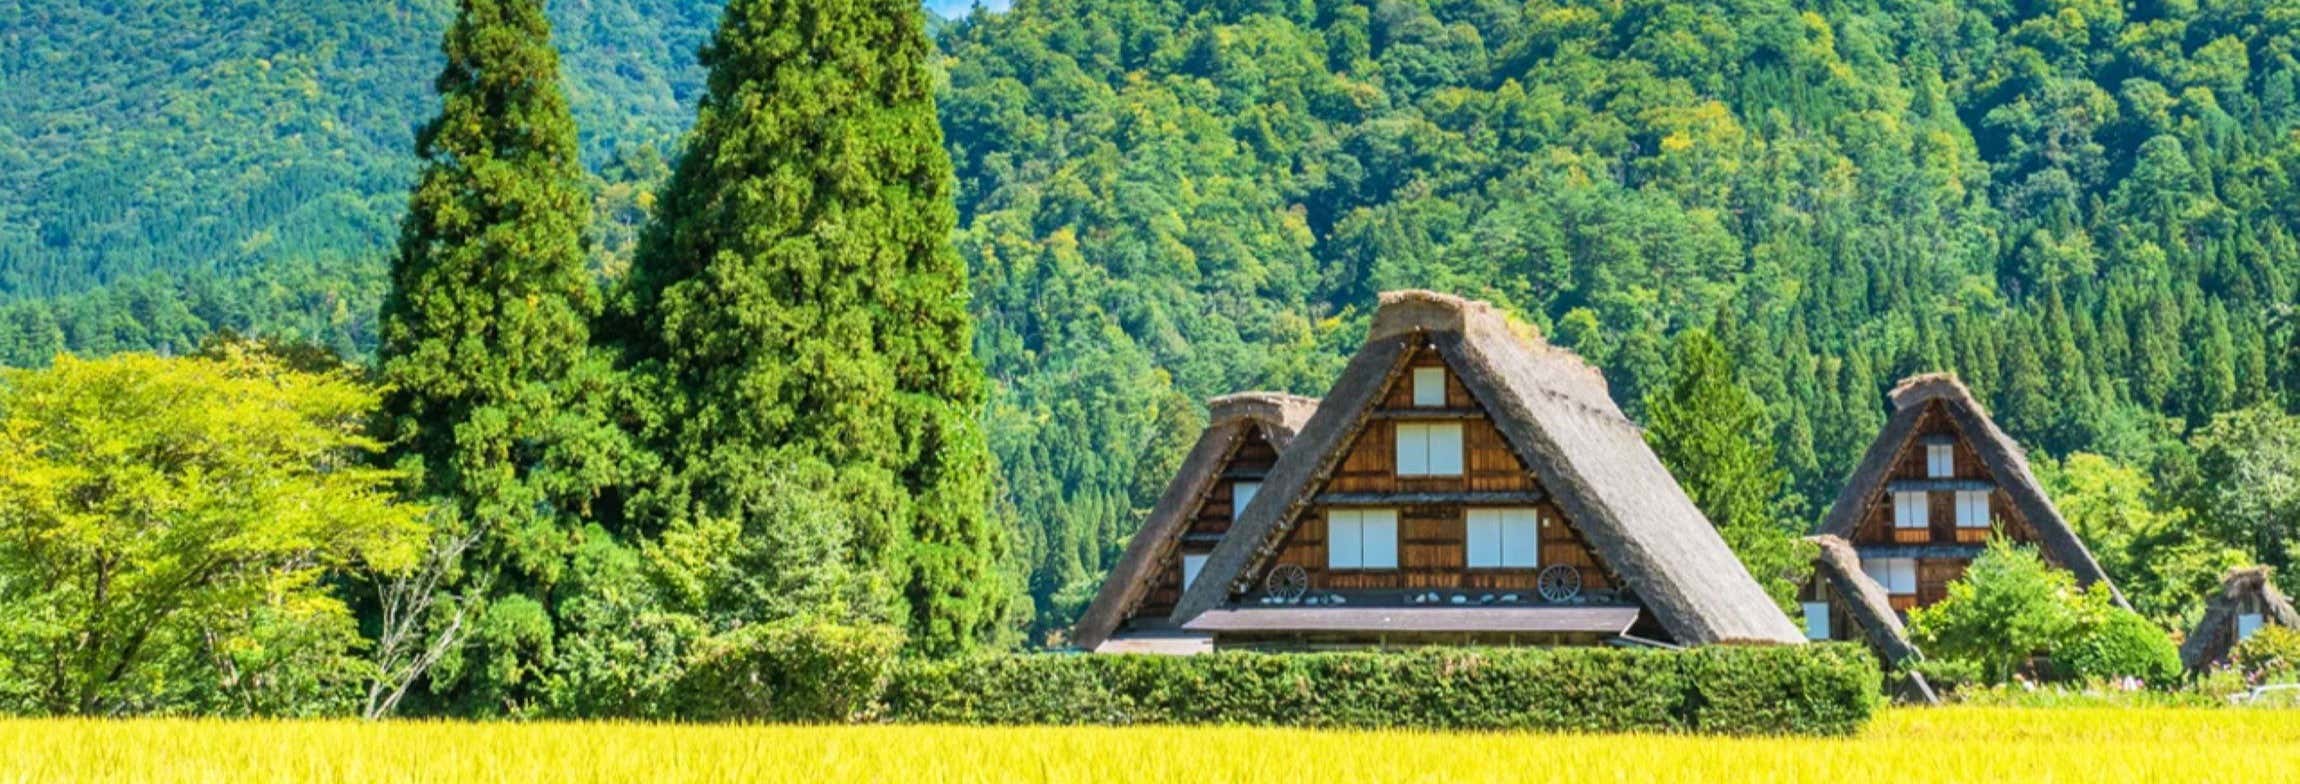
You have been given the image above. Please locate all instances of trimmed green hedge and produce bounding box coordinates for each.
[885,644,1880,736]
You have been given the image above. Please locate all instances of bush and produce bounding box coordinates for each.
[675,619,903,722]
[885,644,1878,736]
[2231,625,2300,684]
[1904,658,1983,697]
[2058,606,2180,685]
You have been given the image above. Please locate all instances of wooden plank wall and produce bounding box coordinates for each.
[1851,402,2041,549]
[1131,424,1282,621]
[1258,350,1615,596]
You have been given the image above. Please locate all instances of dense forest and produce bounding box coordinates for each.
[4,0,2300,646]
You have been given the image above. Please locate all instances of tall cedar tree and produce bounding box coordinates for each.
[379,0,599,589]
[1644,328,1812,611]
[616,0,1003,654]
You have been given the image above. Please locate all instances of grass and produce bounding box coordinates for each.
[3,707,2296,783]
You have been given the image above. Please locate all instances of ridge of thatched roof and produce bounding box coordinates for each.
[1808,535,1922,666]
[1170,291,1803,645]
[2180,566,2300,671]
[1819,372,2124,607]
[1070,392,1319,651]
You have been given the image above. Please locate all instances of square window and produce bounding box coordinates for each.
[1466,508,1541,569]
[1232,481,1261,520]
[1862,557,1918,595]
[1893,491,1929,529]
[1396,422,1464,477]
[1955,490,1990,528]
[1412,367,1446,407]
[1327,509,1398,570]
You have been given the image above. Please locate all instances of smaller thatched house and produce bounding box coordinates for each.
[1800,535,1921,667]
[1817,373,2123,612]
[2181,567,2300,672]
[1072,392,1319,653]
[1167,290,1801,649]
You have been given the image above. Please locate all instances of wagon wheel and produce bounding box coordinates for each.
[1265,564,1310,601]
[1537,564,1583,602]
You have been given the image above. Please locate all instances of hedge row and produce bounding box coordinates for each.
[884,644,1880,736]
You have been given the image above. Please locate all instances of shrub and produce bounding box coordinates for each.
[886,644,1878,736]
[2231,625,2300,684]
[1909,538,2086,683]
[2058,606,2180,685]
[676,619,904,722]
[1904,658,1982,697]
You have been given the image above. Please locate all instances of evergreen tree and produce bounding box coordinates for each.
[376,0,615,710]
[615,0,1006,654]
[1644,328,1811,611]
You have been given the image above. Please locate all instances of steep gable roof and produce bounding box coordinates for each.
[1071,392,1318,651]
[1818,373,2122,604]
[2181,566,2300,671]
[1171,291,1802,645]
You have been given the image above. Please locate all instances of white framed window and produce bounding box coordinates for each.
[1231,481,1261,519]
[1927,444,1954,477]
[1954,490,1990,529]
[1862,557,1918,595]
[1327,508,1399,570]
[1395,422,1464,476]
[1182,554,1209,589]
[1892,491,1929,529]
[1411,366,1447,407]
[2240,613,2266,642]
[1465,508,1541,568]
[1803,602,1832,641]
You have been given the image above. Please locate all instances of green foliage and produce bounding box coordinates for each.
[2040,452,2249,626]
[2058,607,2181,685]
[1644,327,1812,611]
[613,0,1006,655]
[885,645,1880,736]
[675,619,904,722]
[0,349,428,715]
[1910,539,2091,683]
[2231,626,2300,685]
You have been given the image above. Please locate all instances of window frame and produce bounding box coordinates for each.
[1395,421,1464,477]
[1953,490,1990,529]
[1926,443,1954,478]
[1892,491,1930,529]
[1411,366,1447,408]
[1326,508,1399,571]
[1231,481,1261,520]
[1802,602,1832,641]
[1465,508,1540,569]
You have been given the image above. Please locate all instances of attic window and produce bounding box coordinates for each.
[1926,444,1954,478]
[1802,602,1831,641]
[1862,557,1918,596]
[1465,508,1540,569]
[1183,553,1209,589]
[1396,422,1464,476]
[1232,481,1261,519]
[1411,366,1446,407]
[1954,490,1990,529]
[1327,509,1399,570]
[2240,613,2266,642]
[1892,491,1929,529]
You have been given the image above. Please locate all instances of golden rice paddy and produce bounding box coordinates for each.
[4,707,2293,783]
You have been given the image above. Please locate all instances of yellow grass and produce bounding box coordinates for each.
[4,707,2296,783]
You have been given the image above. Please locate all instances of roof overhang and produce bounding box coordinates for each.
[1182,606,1642,635]
[1091,633,1215,655]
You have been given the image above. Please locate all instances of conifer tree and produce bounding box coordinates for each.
[616,0,1006,654]
[375,0,614,710]
[1645,328,1811,611]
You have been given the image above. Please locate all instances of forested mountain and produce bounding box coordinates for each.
[6,0,2300,644]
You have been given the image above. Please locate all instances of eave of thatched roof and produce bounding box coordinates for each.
[1808,535,1922,666]
[1070,392,1319,651]
[1182,606,1642,635]
[1818,372,2125,608]
[1171,290,1803,646]
[2180,566,2300,671]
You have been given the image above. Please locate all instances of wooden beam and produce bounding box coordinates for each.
[1220,467,1269,481]
[1366,408,1485,420]
[1315,490,1547,506]
[1886,478,1996,493]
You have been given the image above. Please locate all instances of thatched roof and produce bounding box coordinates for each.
[1808,535,1922,666]
[1070,392,1319,651]
[1170,290,1803,645]
[1818,372,2124,606]
[1183,606,1641,635]
[2180,566,2300,671]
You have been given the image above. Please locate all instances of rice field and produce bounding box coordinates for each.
[5,707,2295,783]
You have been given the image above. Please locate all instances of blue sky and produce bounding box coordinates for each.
[926,0,1010,16]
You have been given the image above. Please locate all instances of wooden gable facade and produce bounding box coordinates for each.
[1129,422,1281,622]
[1809,373,2122,644]
[1173,291,1803,650]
